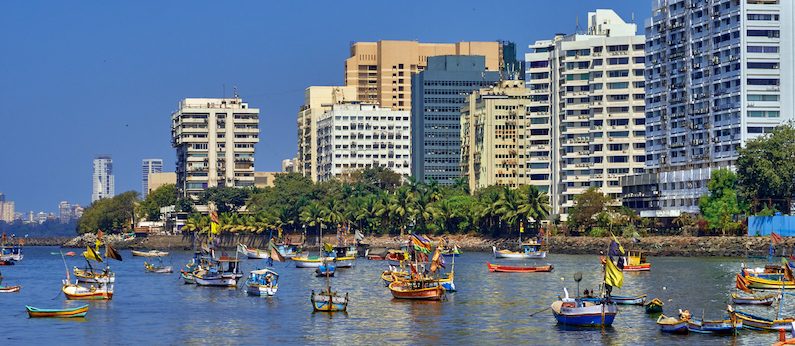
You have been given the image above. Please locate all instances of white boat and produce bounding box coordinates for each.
[73,267,115,283]
[293,256,354,268]
[244,269,279,296]
[492,241,547,260]
[0,246,23,262]
[193,257,243,287]
[237,244,270,259]
[131,250,169,257]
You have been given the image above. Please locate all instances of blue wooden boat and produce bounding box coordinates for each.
[26,304,88,318]
[686,318,741,335]
[315,262,336,277]
[581,294,646,305]
[550,289,617,327]
[657,313,689,334]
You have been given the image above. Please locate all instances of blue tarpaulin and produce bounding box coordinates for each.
[748,215,795,237]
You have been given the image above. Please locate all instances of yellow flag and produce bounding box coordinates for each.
[323,243,334,253]
[211,221,219,235]
[605,256,623,288]
[520,221,524,233]
[83,246,103,263]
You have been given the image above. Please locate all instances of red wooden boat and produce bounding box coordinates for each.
[486,262,553,273]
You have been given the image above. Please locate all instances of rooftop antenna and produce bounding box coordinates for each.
[575,16,581,34]
[233,85,239,99]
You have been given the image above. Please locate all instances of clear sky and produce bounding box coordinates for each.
[0,0,649,213]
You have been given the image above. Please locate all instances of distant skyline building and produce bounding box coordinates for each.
[141,159,164,198]
[460,80,550,191]
[91,155,114,203]
[171,97,260,199]
[0,193,14,223]
[58,201,72,223]
[623,0,795,217]
[525,9,647,219]
[410,55,500,185]
[316,101,411,181]
[297,86,358,181]
[344,40,502,112]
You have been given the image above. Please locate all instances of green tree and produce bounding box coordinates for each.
[199,186,251,213]
[76,191,139,234]
[138,184,177,221]
[699,168,746,235]
[737,124,795,214]
[517,185,551,234]
[567,187,612,233]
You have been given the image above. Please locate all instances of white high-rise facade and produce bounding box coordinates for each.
[642,0,795,216]
[92,155,114,203]
[525,9,647,219]
[141,158,164,198]
[171,98,260,199]
[316,102,410,182]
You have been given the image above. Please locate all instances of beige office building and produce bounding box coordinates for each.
[0,201,14,223]
[297,86,357,181]
[461,80,552,192]
[345,40,501,112]
[147,172,177,195]
[171,98,260,199]
[525,9,646,219]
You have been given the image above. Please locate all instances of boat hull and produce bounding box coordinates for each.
[687,319,741,335]
[492,246,546,259]
[73,267,115,283]
[194,276,238,287]
[131,250,169,257]
[731,293,777,306]
[62,284,113,300]
[311,291,348,312]
[729,307,794,331]
[0,285,21,293]
[26,305,89,318]
[180,271,195,284]
[551,301,617,327]
[293,257,354,268]
[246,284,278,297]
[388,282,445,300]
[486,262,553,273]
[657,315,689,334]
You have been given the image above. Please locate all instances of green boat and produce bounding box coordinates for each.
[645,298,663,314]
[26,304,89,318]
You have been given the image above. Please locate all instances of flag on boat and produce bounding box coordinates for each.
[519,221,524,233]
[83,245,103,263]
[105,243,122,261]
[772,232,784,244]
[430,247,443,273]
[95,230,104,252]
[323,243,334,253]
[210,211,220,235]
[604,254,623,289]
[411,234,431,254]
[735,274,752,293]
[268,239,285,262]
[608,232,625,270]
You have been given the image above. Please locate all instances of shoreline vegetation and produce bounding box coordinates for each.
[38,233,794,258]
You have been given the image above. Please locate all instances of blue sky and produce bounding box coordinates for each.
[0,0,649,213]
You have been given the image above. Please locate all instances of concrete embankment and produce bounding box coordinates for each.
[47,233,790,257]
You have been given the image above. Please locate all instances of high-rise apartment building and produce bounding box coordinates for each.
[58,201,72,223]
[411,55,501,185]
[92,155,114,203]
[460,80,552,191]
[171,98,260,199]
[525,9,647,219]
[635,0,795,216]
[344,40,502,112]
[0,193,14,223]
[141,159,163,198]
[297,86,357,181]
[316,102,411,182]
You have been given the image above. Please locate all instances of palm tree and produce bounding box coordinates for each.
[430,199,456,234]
[518,185,551,234]
[452,177,470,195]
[494,187,521,236]
[300,202,326,245]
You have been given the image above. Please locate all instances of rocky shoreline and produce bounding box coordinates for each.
[29,233,792,258]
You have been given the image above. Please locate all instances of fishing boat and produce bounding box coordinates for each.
[731,292,778,306]
[193,257,243,287]
[492,241,547,260]
[656,311,689,334]
[365,247,388,260]
[315,261,336,277]
[486,262,553,273]
[728,305,795,331]
[381,266,408,286]
[687,317,742,335]
[26,305,89,318]
[293,255,351,268]
[645,298,664,314]
[599,250,651,271]
[388,279,445,300]
[237,244,270,260]
[740,272,795,289]
[550,289,617,327]
[65,251,76,257]
[311,254,348,312]
[582,294,646,305]
[441,245,462,257]
[131,249,169,257]
[180,270,195,284]
[244,269,279,297]
[144,259,173,274]
[73,267,115,283]
[62,280,113,300]
[385,249,407,264]
[0,285,21,293]
[0,245,23,262]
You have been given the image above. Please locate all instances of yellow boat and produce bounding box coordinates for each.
[743,275,795,290]
[293,256,355,268]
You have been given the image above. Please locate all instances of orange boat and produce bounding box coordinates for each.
[486,262,553,273]
[388,279,445,300]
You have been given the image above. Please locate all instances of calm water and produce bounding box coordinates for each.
[0,246,788,345]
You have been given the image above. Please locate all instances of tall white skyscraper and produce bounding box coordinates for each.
[141,159,164,198]
[525,9,647,219]
[171,98,260,199]
[92,155,115,203]
[629,0,795,217]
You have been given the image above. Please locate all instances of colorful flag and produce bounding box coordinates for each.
[519,221,524,233]
[411,234,431,254]
[735,274,752,294]
[210,211,220,235]
[604,255,624,289]
[83,246,103,263]
[105,243,122,261]
[772,232,784,244]
[430,247,442,273]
